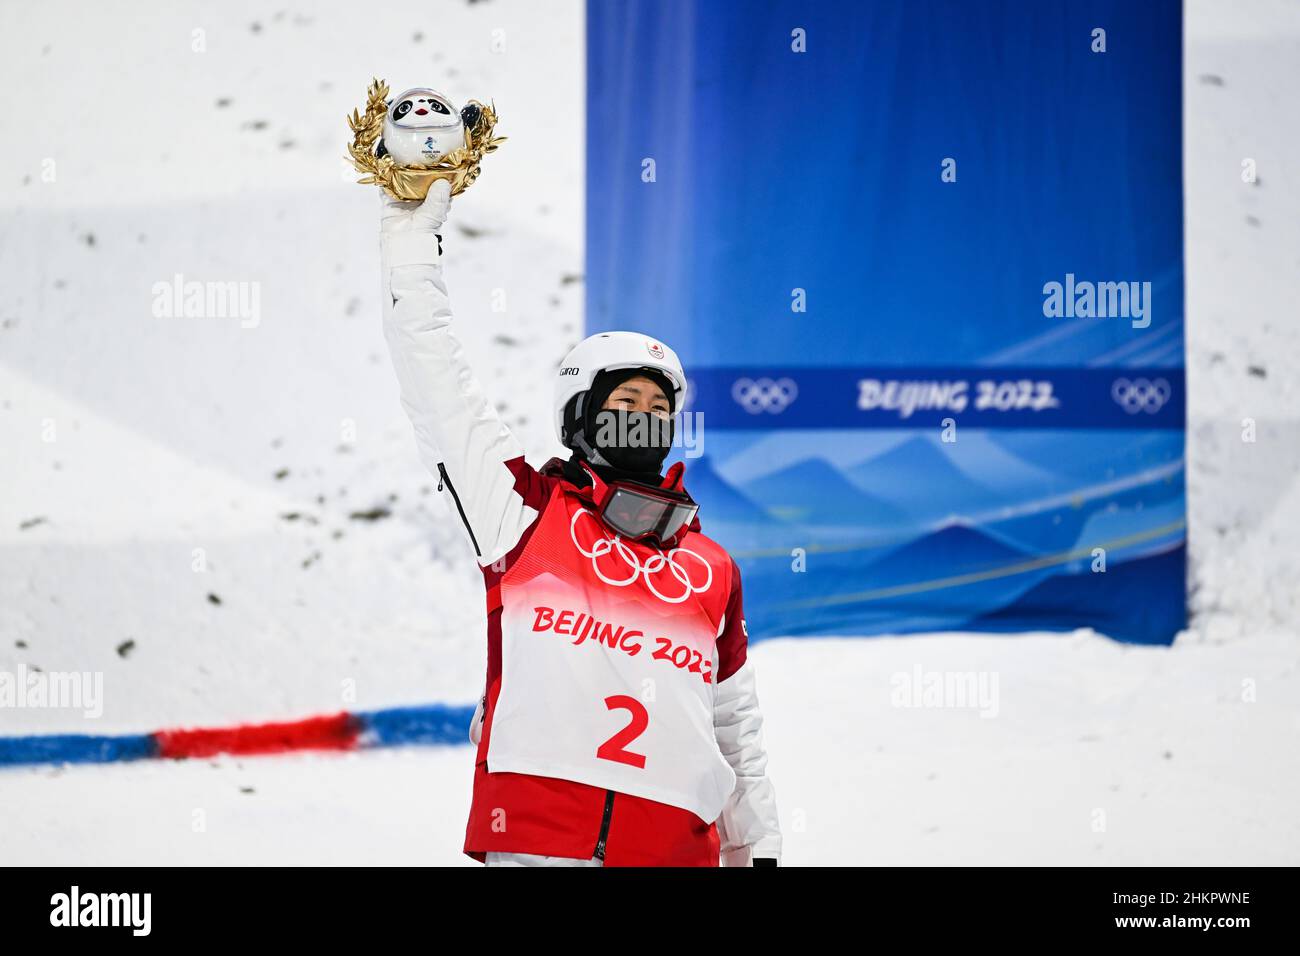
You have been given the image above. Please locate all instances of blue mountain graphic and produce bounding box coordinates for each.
[742,457,911,528]
[847,436,999,518]
[858,521,1033,587]
[680,455,778,526]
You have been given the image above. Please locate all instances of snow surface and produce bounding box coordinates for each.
[1,0,1297,865]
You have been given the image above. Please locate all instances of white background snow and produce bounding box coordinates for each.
[0,0,1296,865]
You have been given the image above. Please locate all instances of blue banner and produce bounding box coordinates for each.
[587,0,1186,643]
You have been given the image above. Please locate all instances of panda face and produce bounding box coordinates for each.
[381,87,465,167]
[388,89,458,128]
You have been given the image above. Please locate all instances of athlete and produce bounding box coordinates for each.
[378,180,781,867]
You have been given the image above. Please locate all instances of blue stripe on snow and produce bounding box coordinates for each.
[0,732,159,767]
[0,702,477,769]
[356,703,476,747]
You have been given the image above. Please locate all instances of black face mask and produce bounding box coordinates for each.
[589,408,674,474]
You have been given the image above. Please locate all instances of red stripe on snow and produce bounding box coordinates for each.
[155,711,360,759]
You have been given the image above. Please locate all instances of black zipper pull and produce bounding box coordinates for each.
[593,790,616,861]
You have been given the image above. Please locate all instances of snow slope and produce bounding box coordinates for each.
[0,0,1296,865]
[1182,0,1300,641]
[0,0,584,732]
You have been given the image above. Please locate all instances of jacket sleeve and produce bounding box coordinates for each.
[712,561,782,866]
[379,212,546,566]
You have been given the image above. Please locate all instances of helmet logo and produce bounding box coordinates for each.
[646,341,665,360]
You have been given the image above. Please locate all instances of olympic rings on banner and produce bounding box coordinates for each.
[1111,377,1171,414]
[731,377,798,414]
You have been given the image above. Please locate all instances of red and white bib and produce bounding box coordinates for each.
[485,487,738,823]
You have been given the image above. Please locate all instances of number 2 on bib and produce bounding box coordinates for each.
[597,695,648,769]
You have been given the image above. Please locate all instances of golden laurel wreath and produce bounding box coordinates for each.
[346,77,506,201]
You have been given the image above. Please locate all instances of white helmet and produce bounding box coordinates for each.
[554,331,687,448]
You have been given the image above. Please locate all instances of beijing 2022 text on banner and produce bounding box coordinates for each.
[586,0,1185,644]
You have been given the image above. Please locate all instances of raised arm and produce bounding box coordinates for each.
[378,181,543,565]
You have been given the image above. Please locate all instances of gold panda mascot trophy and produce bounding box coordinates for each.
[347,79,505,200]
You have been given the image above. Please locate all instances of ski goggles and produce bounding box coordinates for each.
[597,480,699,548]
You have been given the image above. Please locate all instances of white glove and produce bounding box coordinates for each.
[379,179,452,292]
[469,692,485,745]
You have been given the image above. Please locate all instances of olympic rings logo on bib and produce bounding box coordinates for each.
[569,509,713,604]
